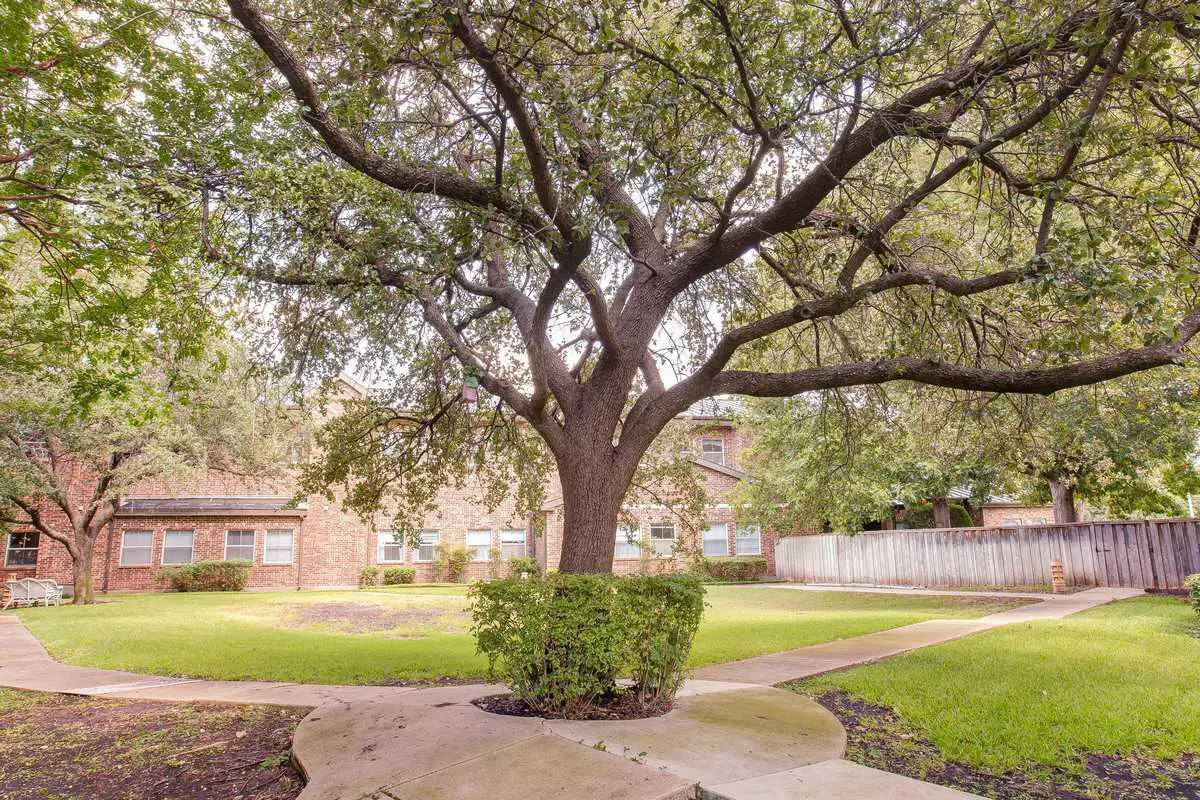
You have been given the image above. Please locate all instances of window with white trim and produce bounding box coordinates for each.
[377,531,404,563]
[120,530,154,566]
[4,532,38,567]
[264,530,294,564]
[614,525,642,559]
[500,529,526,560]
[162,530,195,565]
[649,523,676,557]
[225,530,255,562]
[702,522,729,557]
[416,530,440,562]
[466,530,491,561]
[699,437,725,465]
[735,523,762,556]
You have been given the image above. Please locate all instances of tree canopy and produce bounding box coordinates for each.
[14,0,1200,571]
[735,376,1200,532]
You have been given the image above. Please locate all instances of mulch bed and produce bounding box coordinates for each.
[0,690,307,800]
[811,688,1200,800]
[473,692,673,721]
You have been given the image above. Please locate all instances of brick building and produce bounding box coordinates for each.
[1,381,778,593]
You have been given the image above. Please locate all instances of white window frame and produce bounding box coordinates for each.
[377,531,404,563]
[4,532,39,567]
[161,530,195,565]
[466,530,492,562]
[416,530,440,562]
[500,529,527,560]
[614,525,643,559]
[702,522,729,557]
[224,530,256,562]
[263,530,295,565]
[119,530,154,567]
[735,523,762,556]
[649,523,676,558]
[699,437,725,465]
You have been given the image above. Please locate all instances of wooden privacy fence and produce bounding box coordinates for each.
[774,519,1200,590]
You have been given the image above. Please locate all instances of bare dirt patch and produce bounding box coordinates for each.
[283,601,462,634]
[473,691,673,721]
[0,689,306,800]
[811,688,1200,800]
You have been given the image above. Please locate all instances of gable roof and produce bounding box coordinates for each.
[683,396,745,420]
[118,497,307,517]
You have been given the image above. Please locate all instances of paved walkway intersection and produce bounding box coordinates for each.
[0,585,1142,799]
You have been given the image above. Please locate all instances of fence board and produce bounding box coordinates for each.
[775,519,1200,590]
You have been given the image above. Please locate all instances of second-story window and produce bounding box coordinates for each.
[700,437,725,465]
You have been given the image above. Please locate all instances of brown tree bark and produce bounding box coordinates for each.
[553,442,639,573]
[1048,476,1078,524]
[72,539,95,605]
[932,497,953,529]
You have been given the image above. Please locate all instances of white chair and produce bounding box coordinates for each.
[33,579,64,607]
[2,578,63,609]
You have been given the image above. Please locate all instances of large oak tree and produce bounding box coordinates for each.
[209,0,1200,572]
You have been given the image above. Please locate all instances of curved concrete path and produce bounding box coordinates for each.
[0,586,1142,799]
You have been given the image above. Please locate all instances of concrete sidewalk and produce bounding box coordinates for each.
[694,586,1142,685]
[0,586,1143,799]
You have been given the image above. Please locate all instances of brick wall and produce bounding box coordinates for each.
[5,419,779,592]
[980,505,1056,528]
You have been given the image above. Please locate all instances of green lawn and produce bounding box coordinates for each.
[11,585,1027,685]
[803,595,1200,772]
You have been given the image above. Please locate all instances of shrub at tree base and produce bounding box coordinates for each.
[382,567,416,585]
[471,573,705,718]
[359,566,380,587]
[1187,574,1200,615]
[692,556,769,582]
[155,561,250,592]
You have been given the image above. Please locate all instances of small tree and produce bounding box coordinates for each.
[1004,377,1200,522]
[0,351,293,603]
[735,388,1005,532]
[736,376,1200,529]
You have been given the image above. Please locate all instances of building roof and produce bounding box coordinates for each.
[118,497,307,517]
[683,396,745,420]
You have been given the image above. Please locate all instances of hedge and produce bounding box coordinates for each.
[1187,574,1200,615]
[471,573,705,716]
[692,556,769,582]
[383,566,416,585]
[155,560,249,592]
[508,557,540,578]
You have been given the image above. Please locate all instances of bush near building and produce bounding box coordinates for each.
[382,567,416,585]
[692,556,770,582]
[155,561,250,592]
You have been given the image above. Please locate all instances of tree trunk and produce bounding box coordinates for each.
[555,449,632,574]
[932,497,952,529]
[72,540,95,605]
[1048,476,1078,524]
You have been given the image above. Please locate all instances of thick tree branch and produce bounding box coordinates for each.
[226,0,556,243]
[444,5,574,241]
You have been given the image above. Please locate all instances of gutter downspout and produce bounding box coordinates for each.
[101,518,116,594]
[295,516,304,591]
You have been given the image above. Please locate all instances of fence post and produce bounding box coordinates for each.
[1146,519,1161,591]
